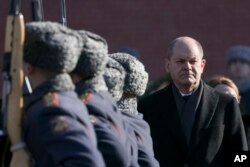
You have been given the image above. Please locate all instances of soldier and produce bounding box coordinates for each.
[227,45,250,114]
[104,57,139,167]
[105,53,159,167]
[23,22,104,167]
[227,45,250,150]
[70,30,131,167]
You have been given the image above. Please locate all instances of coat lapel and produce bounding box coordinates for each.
[186,84,219,159]
[160,85,188,155]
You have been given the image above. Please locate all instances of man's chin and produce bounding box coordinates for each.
[180,80,197,87]
[181,79,194,84]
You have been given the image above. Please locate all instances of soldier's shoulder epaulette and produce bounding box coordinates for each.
[80,91,93,104]
[43,92,59,106]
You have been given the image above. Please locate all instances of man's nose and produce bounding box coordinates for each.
[183,62,192,70]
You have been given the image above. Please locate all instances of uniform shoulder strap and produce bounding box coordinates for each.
[79,91,93,104]
[43,92,60,106]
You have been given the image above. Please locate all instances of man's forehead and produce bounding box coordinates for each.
[174,41,199,51]
[173,54,200,60]
[171,49,201,60]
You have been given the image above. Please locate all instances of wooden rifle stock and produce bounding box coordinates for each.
[5,13,25,146]
[1,0,26,166]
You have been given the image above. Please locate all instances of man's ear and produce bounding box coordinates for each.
[201,59,206,73]
[165,58,170,73]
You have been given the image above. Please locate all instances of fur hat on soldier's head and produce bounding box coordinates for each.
[104,57,126,101]
[24,21,84,73]
[73,30,108,78]
[109,52,148,96]
[226,45,250,64]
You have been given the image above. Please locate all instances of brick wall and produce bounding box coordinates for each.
[1,0,250,86]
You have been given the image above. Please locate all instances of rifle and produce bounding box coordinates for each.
[21,0,45,97]
[1,0,30,167]
[31,0,44,21]
[60,0,67,26]
[2,0,24,143]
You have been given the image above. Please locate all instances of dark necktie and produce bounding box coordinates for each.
[183,95,191,102]
[181,95,193,145]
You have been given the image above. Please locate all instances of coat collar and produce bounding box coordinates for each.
[159,84,189,156]
[24,73,74,111]
[186,83,219,159]
[75,75,108,95]
[118,97,138,115]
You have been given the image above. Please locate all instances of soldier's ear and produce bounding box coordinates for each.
[24,63,34,75]
[69,72,82,84]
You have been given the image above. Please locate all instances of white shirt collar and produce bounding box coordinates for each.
[179,91,192,96]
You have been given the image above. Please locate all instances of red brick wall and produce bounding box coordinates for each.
[1,0,250,86]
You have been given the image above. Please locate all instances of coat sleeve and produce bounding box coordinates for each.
[36,106,105,167]
[136,122,159,167]
[227,98,248,151]
[137,144,160,167]
[91,114,130,167]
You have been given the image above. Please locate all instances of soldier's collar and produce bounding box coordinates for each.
[75,75,108,95]
[118,97,138,115]
[24,73,74,110]
[32,73,74,94]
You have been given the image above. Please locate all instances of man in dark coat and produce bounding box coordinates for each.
[23,22,105,167]
[138,36,248,167]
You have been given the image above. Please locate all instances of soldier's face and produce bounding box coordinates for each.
[229,60,250,80]
[165,41,206,91]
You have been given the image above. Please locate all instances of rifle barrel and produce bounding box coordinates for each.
[60,0,67,26]
[10,0,21,15]
[31,0,44,21]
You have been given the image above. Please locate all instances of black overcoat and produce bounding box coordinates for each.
[138,82,248,167]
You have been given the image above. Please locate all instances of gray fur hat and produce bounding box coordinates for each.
[109,52,148,96]
[226,45,250,64]
[24,21,83,72]
[73,30,108,78]
[104,57,126,101]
